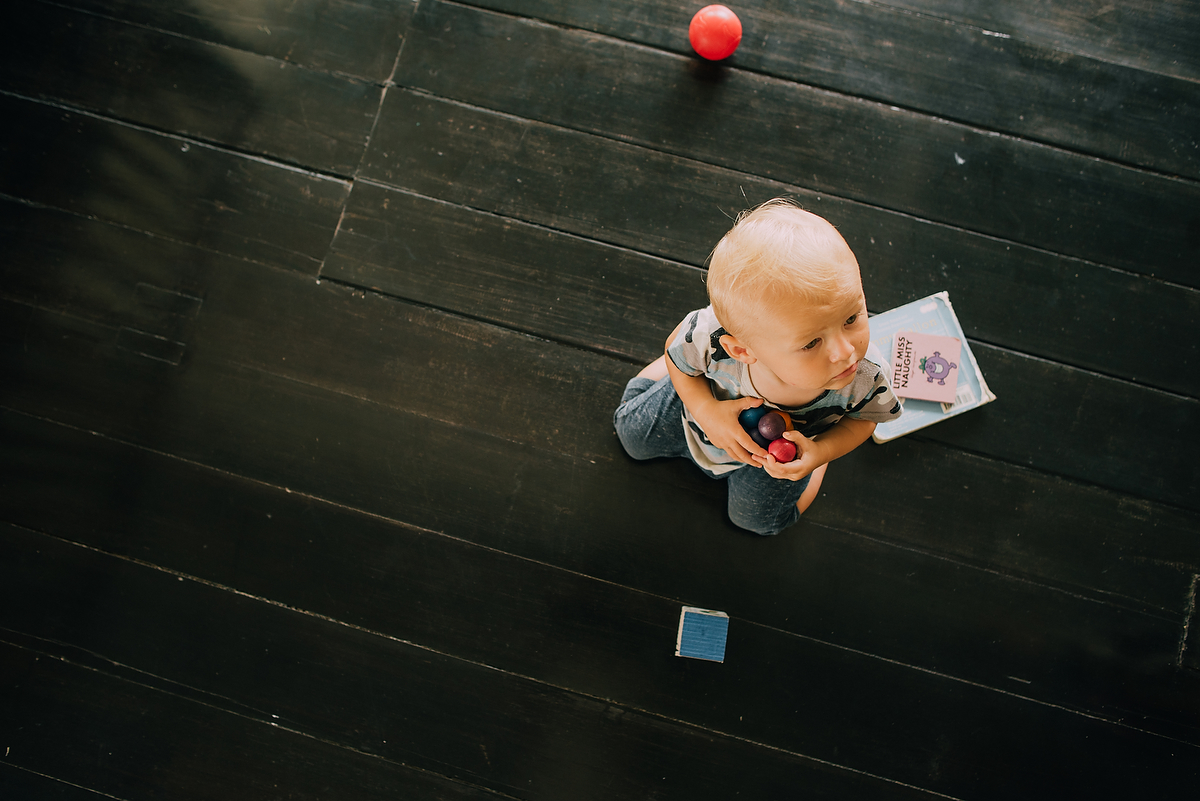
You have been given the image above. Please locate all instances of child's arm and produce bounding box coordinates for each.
[664,327,767,465]
[755,417,876,481]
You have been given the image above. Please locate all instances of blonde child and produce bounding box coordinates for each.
[613,200,902,535]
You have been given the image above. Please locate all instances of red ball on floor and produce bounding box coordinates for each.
[688,5,742,61]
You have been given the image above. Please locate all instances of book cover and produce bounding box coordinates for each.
[891,331,962,403]
[675,607,729,662]
[868,292,996,443]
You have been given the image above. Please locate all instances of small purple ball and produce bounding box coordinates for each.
[758,411,786,441]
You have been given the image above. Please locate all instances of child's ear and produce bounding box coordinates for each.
[720,333,757,365]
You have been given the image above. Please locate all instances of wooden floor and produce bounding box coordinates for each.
[2,1,1199,797]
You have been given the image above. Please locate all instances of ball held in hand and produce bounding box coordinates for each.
[689,5,743,61]
[738,405,768,431]
[768,438,797,463]
[749,428,773,449]
[736,405,799,463]
[757,411,786,440]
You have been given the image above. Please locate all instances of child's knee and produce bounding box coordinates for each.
[727,504,799,537]
[612,376,685,461]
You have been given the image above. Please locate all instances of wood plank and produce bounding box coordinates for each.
[0,764,111,801]
[2,517,1196,796]
[325,182,709,362]
[355,90,1200,397]
[461,0,1200,179]
[6,203,1197,598]
[910,342,1200,511]
[0,531,948,800]
[394,1,1200,286]
[4,3,382,175]
[3,290,1197,739]
[0,639,507,800]
[0,199,239,353]
[814,436,1200,616]
[884,0,1200,82]
[0,94,349,273]
[321,185,1200,508]
[43,0,410,81]
[6,203,1197,603]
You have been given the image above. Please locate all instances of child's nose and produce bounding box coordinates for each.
[829,334,855,362]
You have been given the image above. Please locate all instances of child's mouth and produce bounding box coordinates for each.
[833,362,858,382]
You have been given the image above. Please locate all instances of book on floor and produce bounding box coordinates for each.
[868,292,996,443]
[891,331,963,404]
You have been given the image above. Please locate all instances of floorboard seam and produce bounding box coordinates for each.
[846,0,1200,84]
[367,88,1200,294]
[336,178,1200,398]
[810,519,1185,618]
[0,531,969,800]
[435,0,1200,182]
[6,484,1193,751]
[0,635,522,801]
[745,616,1196,747]
[36,0,393,86]
[961,339,1200,402]
[0,762,128,801]
[0,90,358,183]
[0,624,271,720]
[318,24,409,277]
[313,270,657,367]
[349,178,706,274]
[4,407,1180,617]
[0,192,325,275]
[906,432,1200,517]
[1180,574,1200,668]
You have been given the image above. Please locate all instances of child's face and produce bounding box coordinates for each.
[731,287,871,397]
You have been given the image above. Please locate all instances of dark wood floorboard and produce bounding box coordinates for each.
[42,0,410,81]
[0,638,507,800]
[395,2,1199,285]
[2,526,955,800]
[0,95,350,273]
[884,0,1200,80]
[357,89,1200,397]
[1,438,1195,797]
[0,764,114,801]
[5,3,384,175]
[3,0,1198,796]
[2,278,1196,743]
[462,0,1200,178]
[324,186,1200,508]
[3,223,1196,607]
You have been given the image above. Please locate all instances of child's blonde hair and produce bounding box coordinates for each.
[706,199,861,342]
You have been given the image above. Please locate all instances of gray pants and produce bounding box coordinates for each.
[613,376,810,536]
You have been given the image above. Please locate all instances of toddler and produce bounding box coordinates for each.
[613,200,902,535]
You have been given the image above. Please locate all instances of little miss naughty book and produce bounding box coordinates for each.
[868,292,996,442]
[891,331,963,404]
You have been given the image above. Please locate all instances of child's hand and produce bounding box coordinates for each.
[753,430,823,481]
[692,397,769,465]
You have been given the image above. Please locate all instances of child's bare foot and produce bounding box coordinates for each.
[636,355,669,381]
[796,463,828,516]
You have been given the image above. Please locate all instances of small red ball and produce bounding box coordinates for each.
[768,438,797,463]
[688,5,742,61]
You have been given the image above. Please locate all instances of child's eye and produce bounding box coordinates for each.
[801,338,820,350]
[845,314,859,326]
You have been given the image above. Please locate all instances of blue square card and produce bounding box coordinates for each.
[675,606,729,663]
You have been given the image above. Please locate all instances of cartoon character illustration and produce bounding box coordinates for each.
[919,352,958,385]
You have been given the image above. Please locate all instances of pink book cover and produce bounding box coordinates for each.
[891,331,962,403]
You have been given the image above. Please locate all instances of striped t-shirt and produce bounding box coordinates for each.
[666,306,903,474]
